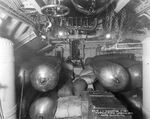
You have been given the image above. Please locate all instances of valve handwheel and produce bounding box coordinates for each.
[41,4,70,17]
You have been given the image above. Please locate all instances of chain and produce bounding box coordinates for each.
[114,16,119,33]
[120,9,126,31]
[108,10,114,32]
[118,9,126,41]
[89,0,96,13]
[105,12,110,32]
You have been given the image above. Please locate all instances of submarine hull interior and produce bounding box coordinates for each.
[0,0,148,119]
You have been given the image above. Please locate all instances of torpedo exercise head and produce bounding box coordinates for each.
[92,61,129,92]
[30,64,59,92]
[29,97,57,119]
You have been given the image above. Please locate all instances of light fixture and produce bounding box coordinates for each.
[41,35,46,39]
[41,0,70,17]
[58,31,64,36]
[55,26,68,38]
[53,17,69,38]
[106,33,111,39]
[0,12,6,19]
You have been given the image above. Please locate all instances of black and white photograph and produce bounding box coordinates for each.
[0,0,146,119]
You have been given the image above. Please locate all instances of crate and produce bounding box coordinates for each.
[55,92,90,119]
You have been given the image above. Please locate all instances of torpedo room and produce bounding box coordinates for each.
[0,0,148,119]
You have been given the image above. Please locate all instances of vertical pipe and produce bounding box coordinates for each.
[143,37,150,119]
[0,37,16,119]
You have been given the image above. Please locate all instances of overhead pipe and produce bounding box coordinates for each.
[66,18,98,31]
[0,1,35,27]
[142,37,150,119]
[48,30,103,40]
[71,0,115,15]
[0,37,16,119]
